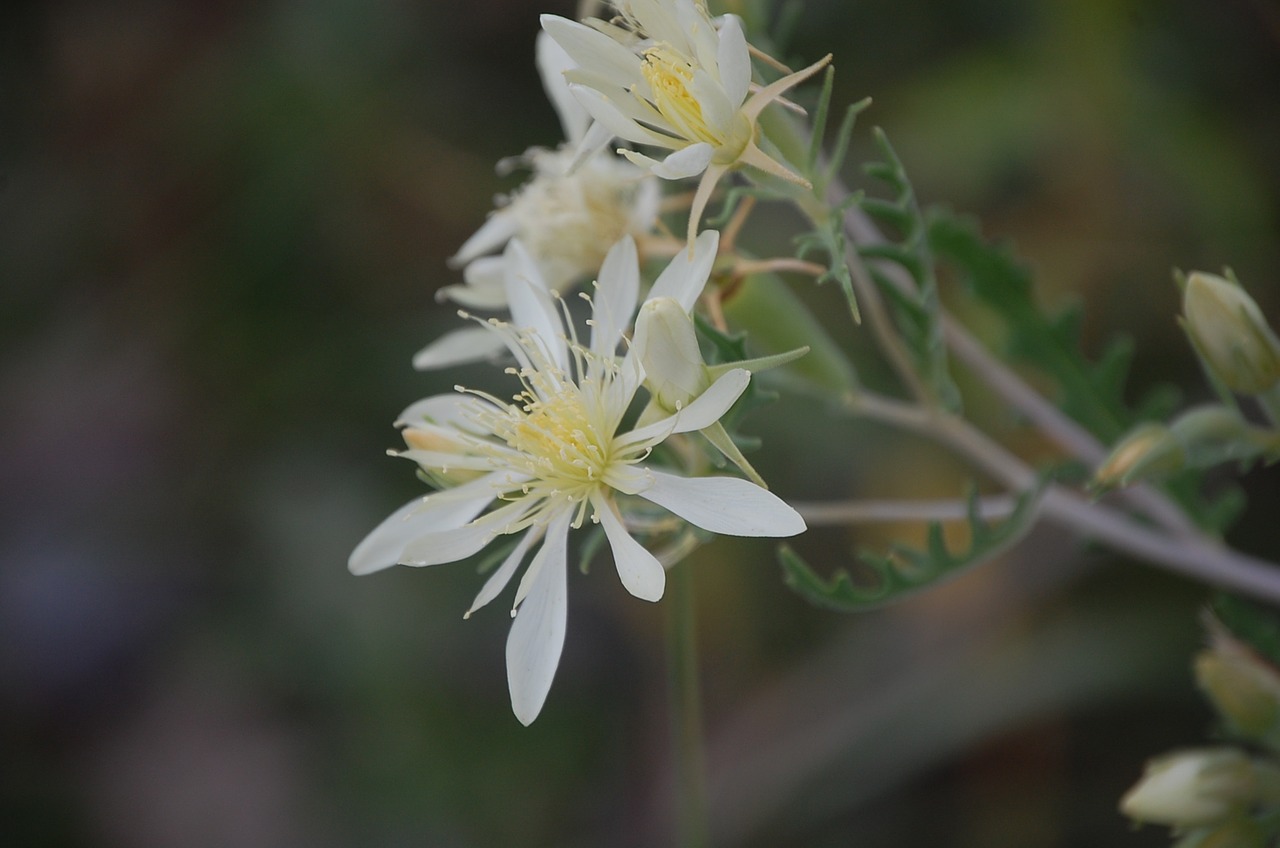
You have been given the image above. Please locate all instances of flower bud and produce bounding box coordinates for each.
[1169,406,1267,468]
[1196,632,1280,747]
[1120,748,1255,828]
[1094,422,1185,490]
[1183,272,1280,394]
[633,297,711,413]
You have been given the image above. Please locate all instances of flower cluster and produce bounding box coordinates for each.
[351,0,819,725]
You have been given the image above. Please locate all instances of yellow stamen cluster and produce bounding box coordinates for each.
[640,45,751,160]
[497,376,611,494]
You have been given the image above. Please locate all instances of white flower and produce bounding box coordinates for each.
[436,32,661,316]
[541,0,830,244]
[350,232,805,725]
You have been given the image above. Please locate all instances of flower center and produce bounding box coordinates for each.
[641,45,751,161]
[510,151,645,289]
[500,384,610,492]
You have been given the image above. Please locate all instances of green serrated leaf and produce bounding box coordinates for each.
[793,210,861,323]
[692,312,778,440]
[929,210,1139,441]
[823,98,871,189]
[780,483,1045,612]
[856,128,958,410]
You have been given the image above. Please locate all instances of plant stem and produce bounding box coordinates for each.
[794,495,1018,524]
[666,561,710,848]
[828,182,1201,538]
[848,390,1280,602]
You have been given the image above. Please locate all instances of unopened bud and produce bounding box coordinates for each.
[633,297,711,413]
[1196,631,1280,747]
[1094,422,1185,490]
[1183,272,1280,395]
[1120,748,1255,828]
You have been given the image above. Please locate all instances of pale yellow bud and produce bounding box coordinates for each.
[1120,748,1256,828]
[1196,631,1280,746]
[1183,272,1280,394]
[633,297,711,413]
[1094,422,1184,490]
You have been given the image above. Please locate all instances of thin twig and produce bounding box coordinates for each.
[794,496,1018,525]
[848,390,1280,602]
[830,183,1201,538]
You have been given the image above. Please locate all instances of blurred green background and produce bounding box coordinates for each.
[3,0,1279,845]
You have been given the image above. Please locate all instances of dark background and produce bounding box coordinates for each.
[3,0,1279,845]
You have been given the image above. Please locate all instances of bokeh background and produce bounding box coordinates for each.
[3,0,1279,845]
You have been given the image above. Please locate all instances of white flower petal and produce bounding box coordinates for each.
[461,255,506,290]
[348,493,494,576]
[567,120,617,173]
[629,172,663,228]
[716,15,751,107]
[591,491,665,602]
[436,256,509,310]
[396,393,494,432]
[648,229,719,311]
[541,15,643,90]
[590,235,639,356]
[396,448,507,471]
[569,84,680,150]
[620,368,749,447]
[412,326,507,371]
[503,239,567,372]
[467,528,541,618]
[688,71,734,136]
[506,512,571,725]
[535,31,590,145]
[638,468,807,537]
[398,502,529,566]
[650,143,715,180]
[450,211,519,267]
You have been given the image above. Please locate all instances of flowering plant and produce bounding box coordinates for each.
[349,0,1280,842]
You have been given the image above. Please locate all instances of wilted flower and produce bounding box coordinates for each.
[350,232,805,724]
[542,0,830,244]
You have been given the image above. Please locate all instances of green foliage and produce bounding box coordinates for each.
[780,483,1044,612]
[693,312,777,451]
[806,67,870,195]
[857,129,961,409]
[794,195,863,324]
[927,210,1180,440]
[791,76,870,326]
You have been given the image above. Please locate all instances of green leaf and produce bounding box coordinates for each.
[692,312,777,446]
[856,128,960,410]
[928,209,1145,442]
[794,192,863,323]
[780,483,1045,612]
